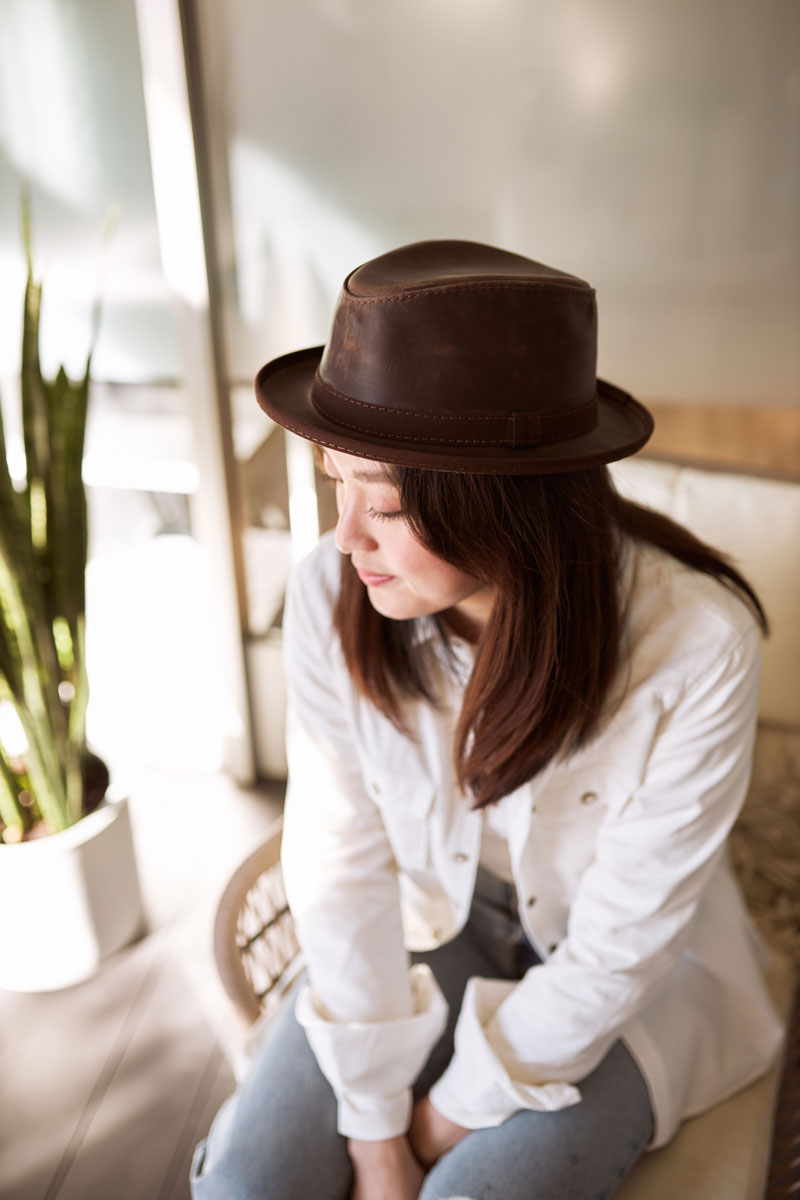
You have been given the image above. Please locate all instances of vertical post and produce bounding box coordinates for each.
[134,0,254,781]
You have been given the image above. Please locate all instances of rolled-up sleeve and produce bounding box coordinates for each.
[281,553,448,1140]
[429,624,762,1129]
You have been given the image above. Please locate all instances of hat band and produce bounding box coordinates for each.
[311,372,598,449]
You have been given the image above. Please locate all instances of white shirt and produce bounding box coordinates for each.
[280,532,784,1147]
[480,801,514,882]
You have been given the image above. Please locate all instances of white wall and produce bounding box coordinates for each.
[200,0,800,406]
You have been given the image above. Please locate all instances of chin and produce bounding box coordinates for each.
[366,589,426,622]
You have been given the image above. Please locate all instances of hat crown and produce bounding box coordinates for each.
[317,240,598,432]
[346,239,589,297]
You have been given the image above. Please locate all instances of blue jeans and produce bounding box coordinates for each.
[191,869,654,1199]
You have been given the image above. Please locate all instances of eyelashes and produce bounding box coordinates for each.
[367,507,404,522]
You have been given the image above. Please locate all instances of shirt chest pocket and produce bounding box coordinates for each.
[531,768,619,879]
[362,764,435,872]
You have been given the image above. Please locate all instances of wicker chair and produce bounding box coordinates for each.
[213,817,301,1030]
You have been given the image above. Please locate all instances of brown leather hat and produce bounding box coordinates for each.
[255,239,653,473]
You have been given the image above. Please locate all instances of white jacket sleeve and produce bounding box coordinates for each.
[280,556,448,1141]
[429,624,762,1129]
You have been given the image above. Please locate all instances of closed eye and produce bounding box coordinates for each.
[367,506,404,522]
[319,464,403,520]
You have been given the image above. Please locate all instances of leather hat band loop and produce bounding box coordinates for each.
[311,371,599,449]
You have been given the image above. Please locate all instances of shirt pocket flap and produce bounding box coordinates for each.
[362,764,435,869]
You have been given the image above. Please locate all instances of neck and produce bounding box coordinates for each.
[445,587,496,643]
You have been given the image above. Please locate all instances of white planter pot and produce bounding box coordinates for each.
[0,793,145,992]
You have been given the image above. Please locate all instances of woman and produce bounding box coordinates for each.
[191,241,783,1200]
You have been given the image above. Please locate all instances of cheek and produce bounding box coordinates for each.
[381,524,477,598]
[395,541,474,599]
[387,532,440,579]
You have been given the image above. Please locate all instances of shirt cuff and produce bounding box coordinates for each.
[336,1088,413,1141]
[428,977,582,1129]
[295,963,449,1140]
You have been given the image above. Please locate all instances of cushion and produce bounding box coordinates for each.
[611,459,800,727]
[616,724,800,1199]
[730,726,800,965]
[615,952,795,1200]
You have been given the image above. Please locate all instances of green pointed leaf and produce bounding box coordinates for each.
[0,195,97,831]
[0,761,25,840]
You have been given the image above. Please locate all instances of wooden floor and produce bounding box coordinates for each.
[0,761,284,1200]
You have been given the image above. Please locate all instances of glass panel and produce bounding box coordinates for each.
[0,1,233,773]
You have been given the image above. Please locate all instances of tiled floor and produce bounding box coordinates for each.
[0,761,284,1200]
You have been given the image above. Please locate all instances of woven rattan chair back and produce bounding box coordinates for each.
[213,818,301,1026]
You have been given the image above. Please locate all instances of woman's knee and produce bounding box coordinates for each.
[190,1093,352,1200]
[189,994,353,1198]
[190,1095,254,1199]
[418,1042,652,1200]
[190,1137,231,1199]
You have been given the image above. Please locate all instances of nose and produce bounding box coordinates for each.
[334,498,379,556]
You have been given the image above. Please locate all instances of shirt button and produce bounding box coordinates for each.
[526,895,537,908]
[580,791,599,805]
[453,851,469,863]
[548,941,559,954]
[372,782,381,796]
[530,803,537,813]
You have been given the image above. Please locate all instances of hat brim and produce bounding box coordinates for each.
[255,347,653,474]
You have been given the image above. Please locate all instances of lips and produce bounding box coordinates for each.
[355,568,395,587]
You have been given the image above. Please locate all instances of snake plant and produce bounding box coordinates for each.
[0,205,96,842]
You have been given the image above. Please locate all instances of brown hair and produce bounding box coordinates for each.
[332,465,767,809]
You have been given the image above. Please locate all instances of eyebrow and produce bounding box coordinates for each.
[320,454,394,486]
[352,468,394,484]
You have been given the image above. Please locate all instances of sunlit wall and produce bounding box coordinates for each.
[200,0,799,406]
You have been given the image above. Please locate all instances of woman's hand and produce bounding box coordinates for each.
[348,1135,425,1200]
[408,1096,469,1168]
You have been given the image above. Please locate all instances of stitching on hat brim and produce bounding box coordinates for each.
[267,418,652,475]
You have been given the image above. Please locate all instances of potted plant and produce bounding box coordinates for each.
[0,205,144,991]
